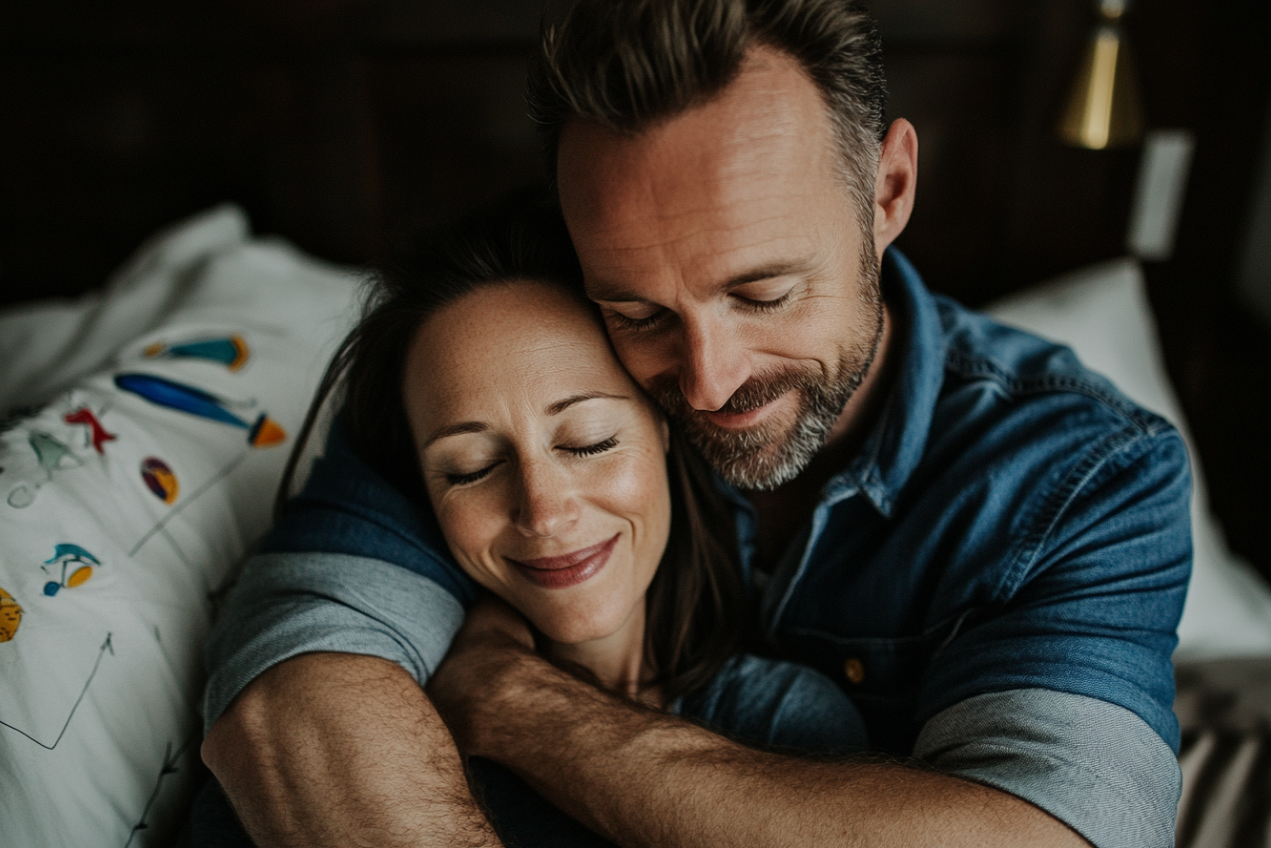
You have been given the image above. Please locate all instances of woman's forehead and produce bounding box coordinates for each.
[404,282,636,422]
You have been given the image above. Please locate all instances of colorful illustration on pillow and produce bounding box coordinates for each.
[113,373,286,448]
[144,334,250,371]
[0,587,22,642]
[140,457,179,504]
[63,406,118,454]
[41,544,102,597]
[7,431,84,508]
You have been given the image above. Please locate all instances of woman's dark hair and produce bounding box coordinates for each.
[279,191,744,701]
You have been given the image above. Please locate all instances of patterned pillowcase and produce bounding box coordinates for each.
[0,207,359,847]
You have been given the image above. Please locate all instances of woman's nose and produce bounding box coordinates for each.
[511,459,579,538]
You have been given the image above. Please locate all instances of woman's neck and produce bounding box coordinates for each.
[542,603,659,706]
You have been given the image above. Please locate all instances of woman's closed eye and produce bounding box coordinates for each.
[561,436,618,457]
[445,462,501,486]
[441,437,618,486]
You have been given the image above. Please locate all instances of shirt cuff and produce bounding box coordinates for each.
[914,688,1181,848]
[203,551,465,730]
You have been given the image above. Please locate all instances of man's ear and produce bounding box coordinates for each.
[872,118,918,258]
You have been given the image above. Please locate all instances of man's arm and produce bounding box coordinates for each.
[203,651,502,848]
[428,621,1090,848]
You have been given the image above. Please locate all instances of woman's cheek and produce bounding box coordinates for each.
[436,496,504,587]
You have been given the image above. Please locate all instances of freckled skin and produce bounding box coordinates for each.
[402,281,672,691]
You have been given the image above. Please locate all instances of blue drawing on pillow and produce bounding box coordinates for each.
[113,373,286,448]
[144,333,250,371]
[42,544,102,597]
[7,431,84,509]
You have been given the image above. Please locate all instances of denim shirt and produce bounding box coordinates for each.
[204,249,1190,848]
[726,250,1191,756]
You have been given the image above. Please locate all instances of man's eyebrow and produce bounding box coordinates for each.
[546,392,629,415]
[587,259,815,303]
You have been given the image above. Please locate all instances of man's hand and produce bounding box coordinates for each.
[427,641,1092,848]
[426,594,536,754]
[202,652,503,848]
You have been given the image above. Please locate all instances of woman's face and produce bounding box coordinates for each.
[404,281,672,648]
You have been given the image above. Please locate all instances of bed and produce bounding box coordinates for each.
[3,1,1270,845]
[1,207,1269,846]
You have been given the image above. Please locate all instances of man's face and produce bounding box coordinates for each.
[557,45,884,490]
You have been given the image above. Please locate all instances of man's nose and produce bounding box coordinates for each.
[679,316,750,411]
[511,458,579,538]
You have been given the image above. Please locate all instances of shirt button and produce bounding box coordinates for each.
[843,657,865,685]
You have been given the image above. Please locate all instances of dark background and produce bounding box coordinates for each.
[3,0,1270,581]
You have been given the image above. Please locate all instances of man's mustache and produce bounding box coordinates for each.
[647,367,819,419]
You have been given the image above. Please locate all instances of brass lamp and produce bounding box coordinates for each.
[1059,0,1145,150]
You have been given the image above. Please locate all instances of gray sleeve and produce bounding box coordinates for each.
[914,688,1181,848]
[203,551,465,731]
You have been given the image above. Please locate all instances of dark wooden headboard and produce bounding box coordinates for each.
[3,0,1270,579]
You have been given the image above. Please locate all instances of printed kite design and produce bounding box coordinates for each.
[114,373,285,448]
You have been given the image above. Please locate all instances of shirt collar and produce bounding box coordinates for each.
[828,248,946,518]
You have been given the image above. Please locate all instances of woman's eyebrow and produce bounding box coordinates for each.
[546,392,629,416]
[423,421,488,448]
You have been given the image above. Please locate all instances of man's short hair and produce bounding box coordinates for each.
[527,0,887,221]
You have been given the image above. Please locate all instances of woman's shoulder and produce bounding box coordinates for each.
[673,654,869,755]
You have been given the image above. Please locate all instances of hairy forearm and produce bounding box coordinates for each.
[451,650,1089,848]
[202,652,502,848]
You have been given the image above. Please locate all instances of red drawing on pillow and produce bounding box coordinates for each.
[63,407,117,454]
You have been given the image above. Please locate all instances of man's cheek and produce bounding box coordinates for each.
[611,337,671,390]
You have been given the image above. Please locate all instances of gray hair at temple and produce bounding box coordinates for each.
[527,0,888,226]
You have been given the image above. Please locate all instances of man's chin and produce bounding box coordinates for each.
[674,413,810,491]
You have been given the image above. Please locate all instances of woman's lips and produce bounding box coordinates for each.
[509,535,619,589]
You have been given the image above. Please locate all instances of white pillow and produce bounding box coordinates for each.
[0,206,361,847]
[987,258,1271,659]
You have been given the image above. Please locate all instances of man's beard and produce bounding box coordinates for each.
[647,251,884,492]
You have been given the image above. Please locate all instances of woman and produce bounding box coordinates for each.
[197,194,864,847]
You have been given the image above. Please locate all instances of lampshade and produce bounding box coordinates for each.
[1059,0,1145,150]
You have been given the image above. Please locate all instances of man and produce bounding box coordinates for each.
[201,2,1190,846]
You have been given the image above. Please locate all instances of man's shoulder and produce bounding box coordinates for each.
[929,293,1178,445]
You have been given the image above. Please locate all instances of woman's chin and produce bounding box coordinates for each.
[527,601,636,650]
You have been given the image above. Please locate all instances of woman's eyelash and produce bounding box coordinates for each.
[564,436,619,456]
[444,438,616,484]
[446,465,496,486]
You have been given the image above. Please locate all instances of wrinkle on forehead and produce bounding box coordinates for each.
[558,47,851,302]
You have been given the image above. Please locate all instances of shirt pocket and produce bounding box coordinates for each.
[776,611,970,755]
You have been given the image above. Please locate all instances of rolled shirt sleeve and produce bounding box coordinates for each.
[916,688,1181,848]
[203,551,465,729]
[202,424,476,729]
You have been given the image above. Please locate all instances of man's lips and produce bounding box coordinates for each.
[704,390,793,430]
[509,535,619,589]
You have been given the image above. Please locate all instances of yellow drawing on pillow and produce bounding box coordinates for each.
[140,457,179,504]
[41,544,101,597]
[7,431,84,509]
[0,587,21,642]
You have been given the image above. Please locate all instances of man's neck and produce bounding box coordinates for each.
[747,303,898,570]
